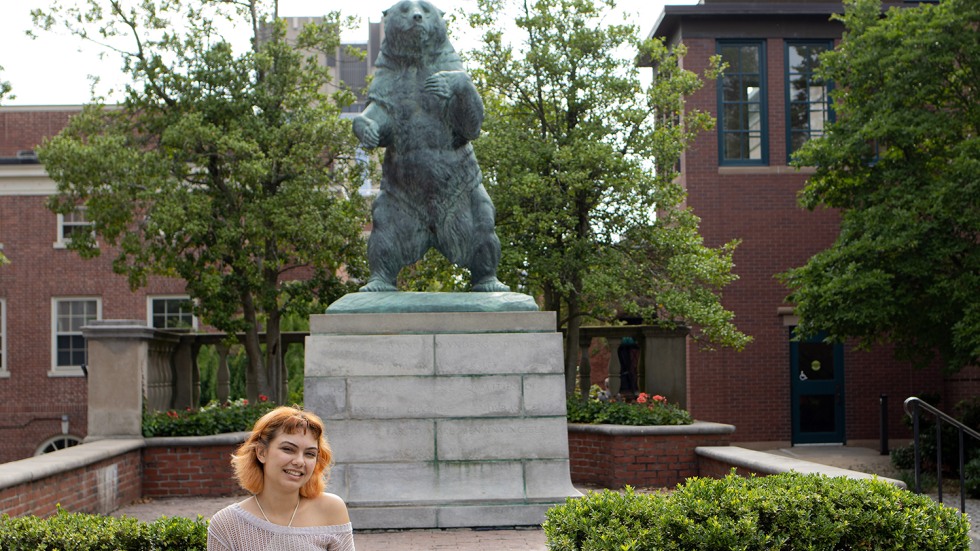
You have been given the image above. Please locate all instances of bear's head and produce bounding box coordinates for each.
[381,0,449,61]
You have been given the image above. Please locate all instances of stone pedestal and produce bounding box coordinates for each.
[305,308,579,529]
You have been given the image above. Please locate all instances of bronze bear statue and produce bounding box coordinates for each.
[352,0,509,293]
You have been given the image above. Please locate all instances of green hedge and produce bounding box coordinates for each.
[544,471,971,550]
[567,388,693,426]
[142,398,277,437]
[0,507,207,550]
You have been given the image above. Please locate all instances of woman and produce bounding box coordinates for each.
[208,406,354,550]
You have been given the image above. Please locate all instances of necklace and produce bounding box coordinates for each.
[254,495,301,527]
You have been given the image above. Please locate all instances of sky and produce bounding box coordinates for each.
[0,0,697,106]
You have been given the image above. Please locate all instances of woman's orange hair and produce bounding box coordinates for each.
[231,406,333,499]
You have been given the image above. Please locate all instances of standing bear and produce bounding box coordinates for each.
[352,0,510,293]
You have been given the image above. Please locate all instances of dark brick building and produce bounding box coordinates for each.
[0,106,189,462]
[650,0,977,445]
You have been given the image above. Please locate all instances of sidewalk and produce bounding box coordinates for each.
[111,444,977,550]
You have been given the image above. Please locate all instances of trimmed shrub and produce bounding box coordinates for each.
[544,471,971,550]
[0,507,207,550]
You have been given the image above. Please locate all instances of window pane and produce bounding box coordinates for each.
[787,42,831,156]
[719,42,765,164]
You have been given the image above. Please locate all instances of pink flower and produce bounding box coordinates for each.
[166,410,178,419]
[242,399,249,405]
[636,393,649,404]
[653,395,666,403]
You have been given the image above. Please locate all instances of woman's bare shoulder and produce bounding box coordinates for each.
[309,492,350,526]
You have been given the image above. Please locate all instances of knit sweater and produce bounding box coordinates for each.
[207,502,355,551]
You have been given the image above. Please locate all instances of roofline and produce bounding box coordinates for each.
[649,3,845,41]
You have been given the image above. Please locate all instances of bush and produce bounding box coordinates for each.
[0,506,207,550]
[544,471,971,550]
[142,397,278,437]
[567,387,692,426]
[892,397,980,479]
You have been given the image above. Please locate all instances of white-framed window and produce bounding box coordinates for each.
[0,298,7,379]
[148,296,197,329]
[54,206,94,248]
[35,435,83,455]
[50,297,101,377]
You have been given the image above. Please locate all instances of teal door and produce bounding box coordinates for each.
[790,330,845,444]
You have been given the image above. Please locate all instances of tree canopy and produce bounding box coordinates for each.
[784,0,979,371]
[466,0,750,394]
[33,0,368,401]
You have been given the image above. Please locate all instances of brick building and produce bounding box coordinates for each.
[0,106,192,462]
[649,0,977,445]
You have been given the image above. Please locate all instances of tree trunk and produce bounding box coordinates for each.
[242,291,272,402]
[264,308,284,404]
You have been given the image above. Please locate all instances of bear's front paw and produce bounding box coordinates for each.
[424,73,453,99]
[353,117,380,149]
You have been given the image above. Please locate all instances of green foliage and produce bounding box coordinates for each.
[544,472,971,550]
[965,456,980,498]
[33,0,369,401]
[0,506,207,550]
[142,397,277,437]
[0,64,11,104]
[783,0,980,371]
[466,0,748,393]
[567,387,692,426]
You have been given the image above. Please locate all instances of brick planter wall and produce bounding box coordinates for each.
[0,439,143,517]
[142,432,248,498]
[568,421,735,488]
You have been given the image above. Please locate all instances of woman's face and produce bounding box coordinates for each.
[257,429,318,492]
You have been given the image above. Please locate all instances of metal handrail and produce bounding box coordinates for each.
[903,396,980,513]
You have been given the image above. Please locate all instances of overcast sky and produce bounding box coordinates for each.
[0,0,696,106]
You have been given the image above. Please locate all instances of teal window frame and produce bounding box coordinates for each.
[717,40,768,166]
[785,40,834,162]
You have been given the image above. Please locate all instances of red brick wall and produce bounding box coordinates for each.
[142,443,242,497]
[0,449,142,517]
[0,107,77,156]
[568,425,732,489]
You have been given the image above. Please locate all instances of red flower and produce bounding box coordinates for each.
[242,399,249,405]
[258,394,268,402]
[166,410,178,419]
[636,393,649,404]
[653,395,666,403]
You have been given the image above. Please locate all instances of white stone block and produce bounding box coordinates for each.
[304,378,347,419]
[434,332,563,375]
[311,311,556,335]
[348,506,438,530]
[436,504,553,528]
[437,418,570,460]
[305,334,434,377]
[348,376,521,418]
[328,420,435,463]
[522,374,568,416]
[524,460,580,500]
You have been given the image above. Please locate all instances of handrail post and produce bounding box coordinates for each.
[913,402,921,494]
[936,417,943,505]
[960,428,966,514]
[879,394,889,455]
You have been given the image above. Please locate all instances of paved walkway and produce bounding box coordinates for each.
[111,444,978,550]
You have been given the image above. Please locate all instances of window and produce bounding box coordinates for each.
[55,206,94,248]
[149,296,196,329]
[35,435,83,455]
[51,298,100,376]
[718,41,768,165]
[786,41,833,160]
[0,299,6,378]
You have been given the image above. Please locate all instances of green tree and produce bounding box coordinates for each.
[467,0,750,394]
[0,65,11,103]
[33,0,369,402]
[784,0,979,372]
